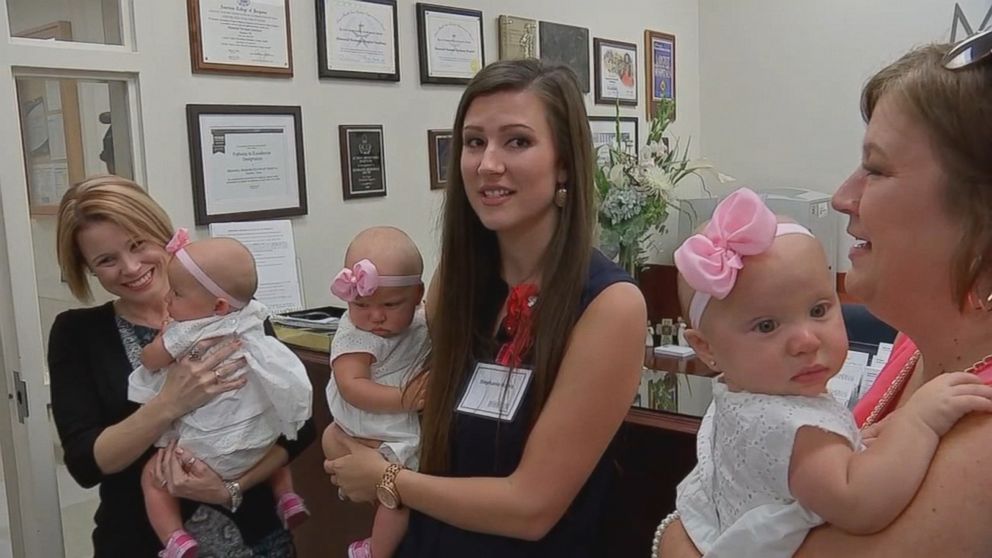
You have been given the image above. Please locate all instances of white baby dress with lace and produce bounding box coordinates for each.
[326,309,427,470]
[128,300,313,479]
[676,380,862,558]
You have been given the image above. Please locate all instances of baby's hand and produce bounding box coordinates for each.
[902,372,992,437]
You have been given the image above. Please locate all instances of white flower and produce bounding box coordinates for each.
[643,166,675,193]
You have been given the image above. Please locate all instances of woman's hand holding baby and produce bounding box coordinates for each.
[152,440,230,505]
[156,336,247,420]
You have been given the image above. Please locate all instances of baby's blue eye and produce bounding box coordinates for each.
[755,320,777,334]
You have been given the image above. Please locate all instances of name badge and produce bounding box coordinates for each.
[456,362,533,422]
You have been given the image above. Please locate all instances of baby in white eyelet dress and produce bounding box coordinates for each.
[322,226,429,558]
[127,230,313,558]
[668,188,992,558]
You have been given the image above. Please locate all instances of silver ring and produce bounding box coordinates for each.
[188,347,202,361]
[214,370,221,383]
[337,488,347,501]
[160,478,167,487]
[185,456,196,466]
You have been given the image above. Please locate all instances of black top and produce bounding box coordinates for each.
[48,301,315,557]
[398,250,634,557]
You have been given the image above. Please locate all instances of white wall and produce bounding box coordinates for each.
[127,0,700,310]
[698,0,991,271]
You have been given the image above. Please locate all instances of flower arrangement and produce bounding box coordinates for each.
[595,99,724,276]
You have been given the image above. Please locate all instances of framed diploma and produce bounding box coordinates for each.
[498,15,538,60]
[186,104,307,224]
[416,3,485,85]
[187,0,294,77]
[316,0,399,81]
[427,129,452,190]
[339,124,387,200]
[594,38,638,106]
[645,30,675,120]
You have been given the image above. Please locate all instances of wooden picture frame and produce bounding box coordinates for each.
[187,0,294,77]
[316,0,400,81]
[339,124,387,199]
[416,3,485,85]
[594,38,638,106]
[427,129,453,190]
[645,30,675,120]
[186,104,307,224]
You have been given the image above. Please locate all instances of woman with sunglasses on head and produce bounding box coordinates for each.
[49,175,315,557]
[326,59,647,557]
[659,29,992,558]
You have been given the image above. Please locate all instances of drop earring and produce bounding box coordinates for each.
[554,185,568,208]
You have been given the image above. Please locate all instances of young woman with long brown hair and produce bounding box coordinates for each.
[326,59,647,557]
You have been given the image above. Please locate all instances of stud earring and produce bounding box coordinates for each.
[554,186,567,208]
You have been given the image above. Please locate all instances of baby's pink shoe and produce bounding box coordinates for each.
[347,538,373,558]
[276,491,310,530]
[159,529,198,558]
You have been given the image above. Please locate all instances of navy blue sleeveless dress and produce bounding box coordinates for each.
[396,250,634,557]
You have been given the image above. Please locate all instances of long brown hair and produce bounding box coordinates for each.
[862,44,992,309]
[420,59,595,473]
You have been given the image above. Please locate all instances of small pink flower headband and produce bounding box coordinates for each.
[165,228,247,309]
[330,259,421,302]
[673,188,813,328]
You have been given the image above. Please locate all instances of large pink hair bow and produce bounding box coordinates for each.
[674,188,812,327]
[330,259,422,302]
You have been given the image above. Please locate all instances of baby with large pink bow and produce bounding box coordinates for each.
[322,226,429,558]
[669,188,992,557]
[127,232,313,558]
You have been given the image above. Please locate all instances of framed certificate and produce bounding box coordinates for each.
[427,129,453,190]
[416,3,485,85]
[186,105,307,224]
[645,30,675,120]
[339,124,387,199]
[588,116,638,169]
[594,38,638,106]
[187,0,294,77]
[316,0,399,81]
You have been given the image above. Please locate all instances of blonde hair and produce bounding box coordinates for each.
[862,44,992,308]
[56,175,174,301]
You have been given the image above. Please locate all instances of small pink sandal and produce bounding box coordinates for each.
[159,529,198,558]
[347,538,373,558]
[276,492,310,530]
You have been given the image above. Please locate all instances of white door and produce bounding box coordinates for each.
[0,1,141,556]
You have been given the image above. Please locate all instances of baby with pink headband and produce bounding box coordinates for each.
[667,188,992,557]
[127,231,313,558]
[322,226,429,558]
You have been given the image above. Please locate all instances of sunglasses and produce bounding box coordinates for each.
[943,27,992,70]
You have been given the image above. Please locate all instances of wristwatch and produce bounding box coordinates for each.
[375,464,404,510]
[224,480,242,513]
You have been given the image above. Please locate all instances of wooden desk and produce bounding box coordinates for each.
[288,348,373,557]
[287,346,705,557]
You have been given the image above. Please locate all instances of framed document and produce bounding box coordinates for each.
[427,129,453,190]
[539,21,590,93]
[416,3,485,85]
[339,125,387,199]
[187,0,293,76]
[186,104,307,225]
[588,116,638,168]
[498,15,538,60]
[645,30,675,120]
[594,38,638,106]
[316,0,399,81]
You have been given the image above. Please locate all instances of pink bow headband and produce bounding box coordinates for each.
[673,188,813,328]
[330,259,421,302]
[165,228,246,309]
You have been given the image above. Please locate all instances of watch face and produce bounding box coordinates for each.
[376,485,399,509]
